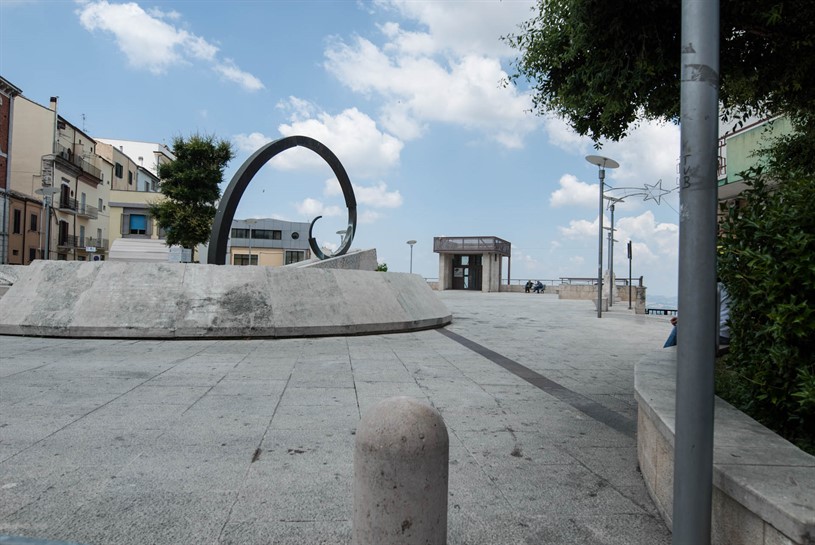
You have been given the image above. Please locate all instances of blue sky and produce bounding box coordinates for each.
[1,0,682,298]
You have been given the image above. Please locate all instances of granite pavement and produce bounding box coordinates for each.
[0,291,675,545]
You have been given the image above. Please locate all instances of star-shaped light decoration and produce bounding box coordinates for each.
[642,179,672,205]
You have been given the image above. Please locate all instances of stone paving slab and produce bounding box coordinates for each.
[0,291,674,544]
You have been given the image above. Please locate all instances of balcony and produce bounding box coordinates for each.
[56,195,77,213]
[433,236,511,257]
[56,235,109,251]
[77,203,99,219]
[55,143,103,183]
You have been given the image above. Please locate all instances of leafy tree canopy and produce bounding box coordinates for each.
[505,0,815,142]
[150,134,234,256]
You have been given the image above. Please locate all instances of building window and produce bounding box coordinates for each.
[128,171,133,185]
[252,229,281,240]
[29,213,38,232]
[285,250,305,265]
[129,214,147,235]
[12,209,21,234]
[98,198,104,212]
[234,254,258,266]
[29,248,37,262]
[58,220,69,246]
[231,228,250,239]
[115,163,123,178]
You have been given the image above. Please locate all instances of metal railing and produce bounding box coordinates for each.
[56,143,103,180]
[76,203,99,219]
[433,236,511,256]
[56,235,109,250]
[56,195,77,212]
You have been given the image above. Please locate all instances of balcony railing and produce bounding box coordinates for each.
[56,235,109,251]
[56,195,77,213]
[56,143,103,181]
[433,236,512,257]
[77,203,99,219]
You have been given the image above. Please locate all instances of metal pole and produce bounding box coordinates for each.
[597,168,604,318]
[406,240,417,274]
[628,241,633,310]
[673,0,719,542]
[586,155,618,318]
[609,204,615,307]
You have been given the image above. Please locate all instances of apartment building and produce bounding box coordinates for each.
[95,139,173,248]
[7,96,109,263]
[0,76,23,264]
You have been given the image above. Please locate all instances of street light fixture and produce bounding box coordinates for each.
[586,155,619,318]
[406,240,417,273]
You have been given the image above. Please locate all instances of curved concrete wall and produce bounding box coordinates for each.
[0,261,451,339]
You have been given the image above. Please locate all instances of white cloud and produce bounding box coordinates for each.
[213,59,265,92]
[295,198,343,219]
[323,5,541,148]
[359,210,383,224]
[76,0,263,91]
[559,217,602,239]
[557,210,678,272]
[233,132,273,154]
[542,113,681,204]
[272,99,403,179]
[549,174,597,208]
[599,121,681,189]
[376,0,536,58]
[352,182,403,208]
[543,115,592,155]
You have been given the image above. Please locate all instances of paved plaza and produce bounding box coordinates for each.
[1,291,674,544]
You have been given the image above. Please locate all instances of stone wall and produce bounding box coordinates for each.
[635,350,815,544]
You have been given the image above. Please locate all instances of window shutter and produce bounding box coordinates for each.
[146,216,153,236]
[122,214,130,235]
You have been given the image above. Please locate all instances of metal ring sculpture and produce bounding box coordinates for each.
[208,135,357,265]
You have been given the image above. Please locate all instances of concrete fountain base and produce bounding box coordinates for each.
[0,261,451,339]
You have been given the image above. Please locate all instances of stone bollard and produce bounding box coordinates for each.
[353,396,449,545]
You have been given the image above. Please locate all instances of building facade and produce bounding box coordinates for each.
[229,218,312,266]
[7,96,109,263]
[96,139,173,250]
[717,116,793,202]
[0,76,23,264]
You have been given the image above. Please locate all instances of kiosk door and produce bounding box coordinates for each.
[451,255,482,290]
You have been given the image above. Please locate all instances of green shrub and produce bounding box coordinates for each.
[717,172,815,452]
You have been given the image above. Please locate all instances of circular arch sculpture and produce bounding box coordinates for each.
[208,135,357,265]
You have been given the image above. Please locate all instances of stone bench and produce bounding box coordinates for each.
[634,349,815,544]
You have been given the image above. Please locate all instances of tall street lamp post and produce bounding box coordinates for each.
[406,240,417,273]
[35,185,59,260]
[627,240,633,310]
[586,155,619,318]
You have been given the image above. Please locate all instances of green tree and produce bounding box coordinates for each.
[376,262,388,272]
[504,0,815,142]
[150,134,234,261]
[717,172,815,450]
